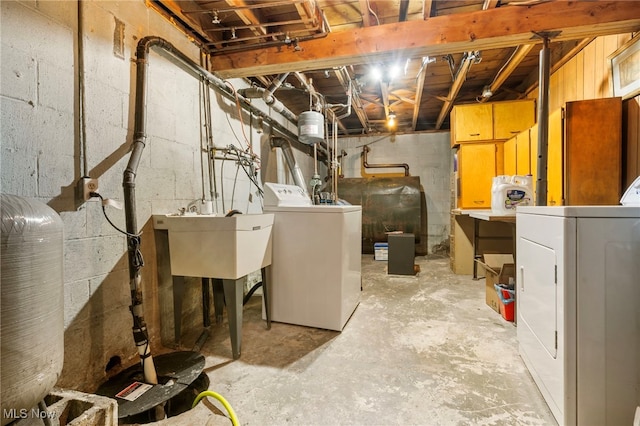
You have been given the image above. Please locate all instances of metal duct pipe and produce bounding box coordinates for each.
[271,137,309,195]
[362,145,410,176]
[123,36,302,384]
[264,73,289,101]
[237,86,298,123]
[536,36,551,206]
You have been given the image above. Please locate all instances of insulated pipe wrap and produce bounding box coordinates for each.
[1,194,64,425]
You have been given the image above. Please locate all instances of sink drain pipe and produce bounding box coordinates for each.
[122,36,302,384]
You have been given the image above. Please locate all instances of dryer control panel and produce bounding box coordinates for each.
[264,182,312,207]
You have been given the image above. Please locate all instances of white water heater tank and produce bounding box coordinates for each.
[1,194,64,425]
[298,111,324,145]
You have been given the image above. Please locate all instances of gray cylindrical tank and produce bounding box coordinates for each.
[1,194,64,425]
[298,110,325,145]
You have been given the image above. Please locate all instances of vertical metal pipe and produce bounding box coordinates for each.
[122,36,302,384]
[123,38,158,385]
[535,37,550,206]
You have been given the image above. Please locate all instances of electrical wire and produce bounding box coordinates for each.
[91,192,141,238]
[230,163,240,210]
[366,0,381,25]
[223,80,256,158]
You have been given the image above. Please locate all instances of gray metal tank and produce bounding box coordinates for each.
[338,176,428,255]
[1,194,64,425]
[298,111,325,145]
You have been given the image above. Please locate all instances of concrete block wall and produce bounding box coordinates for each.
[1,0,311,393]
[339,132,452,254]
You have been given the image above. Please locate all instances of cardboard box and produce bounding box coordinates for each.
[475,254,515,314]
[374,242,388,261]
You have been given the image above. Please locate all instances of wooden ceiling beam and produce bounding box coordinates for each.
[211,1,640,78]
[436,55,474,129]
[412,1,433,131]
[481,43,535,102]
[224,0,268,38]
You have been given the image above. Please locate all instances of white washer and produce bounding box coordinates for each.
[262,182,362,331]
[516,206,640,426]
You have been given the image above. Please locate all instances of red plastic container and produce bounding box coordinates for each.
[495,284,515,322]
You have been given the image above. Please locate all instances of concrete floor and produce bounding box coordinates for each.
[149,255,556,426]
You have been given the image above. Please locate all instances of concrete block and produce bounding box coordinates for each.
[0,2,73,66]
[135,165,179,200]
[38,153,75,198]
[1,46,37,104]
[149,136,196,172]
[84,77,126,128]
[59,210,89,240]
[0,144,38,196]
[64,279,91,329]
[1,99,74,157]
[89,269,132,315]
[38,58,74,113]
[63,235,127,283]
[47,387,117,426]
[146,100,177,141]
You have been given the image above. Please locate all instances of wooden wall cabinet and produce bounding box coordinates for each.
[493,101,536,140]
[451,99,536,147]
[522,98,622,205]
[456,142,504,208]
[504,136,517,176]
[451,103,493,143]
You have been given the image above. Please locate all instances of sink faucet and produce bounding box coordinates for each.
[186,199,202,213]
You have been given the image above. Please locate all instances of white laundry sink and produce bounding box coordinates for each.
[152,213,274,279]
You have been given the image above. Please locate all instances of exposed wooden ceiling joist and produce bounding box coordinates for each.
[211,1,640,78]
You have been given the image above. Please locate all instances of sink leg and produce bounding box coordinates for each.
[261,267,271,330]
[222,278,243,359]
[213,279,224,324]
[172,275,186,345]
[202,278,211,328]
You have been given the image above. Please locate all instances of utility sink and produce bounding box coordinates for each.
[152,213,274,279]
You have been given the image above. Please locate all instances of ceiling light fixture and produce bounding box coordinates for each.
[211,11,221,24]
[387,111,397,128]
[389,64,401,80]
[230,27,237,40]
[482,85,493,99]
[370,66,382,82]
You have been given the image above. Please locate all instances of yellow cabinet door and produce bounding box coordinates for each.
[529,124,538,200]
[546,109,564,206]
[529,112,563,205]
[504,136,516,176]
[458,143,501,209]
[515,130,531,175]
[452,104,493,142]
[493,100,536,140]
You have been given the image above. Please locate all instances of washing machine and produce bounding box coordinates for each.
[516,205,640,426]
[262,182,362,331]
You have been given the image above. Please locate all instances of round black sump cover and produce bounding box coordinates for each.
[95,351,205,420]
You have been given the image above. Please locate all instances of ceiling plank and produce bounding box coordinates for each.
[211,1,640,78]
